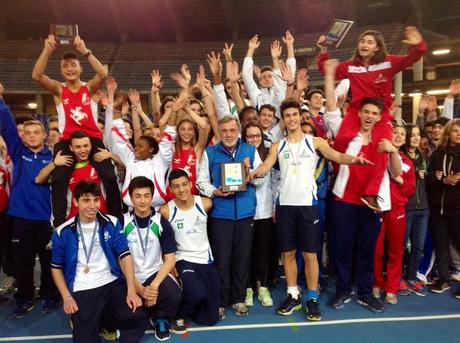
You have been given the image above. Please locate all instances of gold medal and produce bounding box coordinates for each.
[84,265,90,273]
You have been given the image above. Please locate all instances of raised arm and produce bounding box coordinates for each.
[31,35,61,95]
[313,137,373,165]
[150,69,163,124]
[0,85,23,159]
[227,61,245,113]
[35,151,73,184]
[392,26,428,73]
[442,79,460,119]
[74,36,108,93]
[323,60,343,137]
[242,35,262,106]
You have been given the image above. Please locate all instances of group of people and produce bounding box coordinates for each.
[0,24,459,343]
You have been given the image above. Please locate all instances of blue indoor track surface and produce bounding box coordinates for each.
[1,280,460,343]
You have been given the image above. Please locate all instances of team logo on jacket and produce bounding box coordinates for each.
[104,231,111,241]
[374,73,387,84]
[63,98,70,105]
[70,106,88,125]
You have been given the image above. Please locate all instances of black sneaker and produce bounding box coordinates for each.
[360,195,383,212]
[153,319,171,341]
[329,293,352,309]
[430,279,451,294]
[356,295,385,313]
[11,300,34,319]
[170,318,187,334]
[277,294,302,316]
[306,298,321,321]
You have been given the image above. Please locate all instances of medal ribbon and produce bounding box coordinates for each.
[133,215,152,257]
[77,221,98,268]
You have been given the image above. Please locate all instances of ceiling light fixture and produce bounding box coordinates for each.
[432,49,450,55]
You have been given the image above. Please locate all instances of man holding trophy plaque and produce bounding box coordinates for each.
[197,116,262,319]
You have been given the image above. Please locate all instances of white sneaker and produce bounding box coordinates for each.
[257,287,273,307]
[245,288,254,307]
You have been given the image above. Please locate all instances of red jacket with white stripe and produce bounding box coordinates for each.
[317,41,427,112]
[390,152,416,209]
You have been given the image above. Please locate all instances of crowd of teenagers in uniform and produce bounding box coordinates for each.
[0,25,460,343]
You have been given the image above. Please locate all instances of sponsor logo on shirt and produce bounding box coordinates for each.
[374,73,387,84]
[283,152,290,159]
[104,231,111,241]
[81,93,91,106]
[21,155,32,162]
[63,98,70,105]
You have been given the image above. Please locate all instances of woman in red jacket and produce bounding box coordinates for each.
[317,27,426,211]
[373,124,416,304]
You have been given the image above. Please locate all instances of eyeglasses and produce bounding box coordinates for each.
[246,134,262,139]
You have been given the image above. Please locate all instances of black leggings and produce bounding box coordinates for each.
[51,138,122,227]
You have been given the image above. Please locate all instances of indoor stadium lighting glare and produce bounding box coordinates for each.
[409,92,423,97]
[438,105,444,110]
[27,102,38,109]
[391,93,405,97]
[432,49,450,55]
[426,89,450,95]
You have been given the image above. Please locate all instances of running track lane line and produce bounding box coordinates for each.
[2,314,460,341]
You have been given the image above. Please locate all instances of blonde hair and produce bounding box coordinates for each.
[22,120,45,132]
[438,119,460,149]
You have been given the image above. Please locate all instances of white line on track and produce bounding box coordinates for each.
[1,314,460,341]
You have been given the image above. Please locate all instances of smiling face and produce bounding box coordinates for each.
[60,58,82,82]
[282,107,301,132]
[358,35,380,61]
[259,107,275,130]
[23,123,46,150]
[218,119,240,149]
[70,136,91,162]
[170,176,192,202]
[73,193,100,222]
[245,126,263,149]
[392,126,406,149]
[134,138,154,160]
[358,103,382,132]
[178,121,196,145]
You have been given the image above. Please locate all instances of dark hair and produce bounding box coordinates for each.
[62,52,79,61]
[69,130,90,143]
[128,176,154,196]
[98,118,105,126]
[301,121,318,136]
[280,99,301,118]
[260,65,273,74]
[352,30,387,64]
[49,127,60,135]
[168,168,190,185]
[401,124,420,153]
[238,106,258,123]
[138,135,159,156]
[242,121,269,161]
[360,97,384,111]
[15,115,35,125]
[160,96,175,115]
[433,116,450,127]
[424,120,434,129]
[259,104,276,116]
[306,89,324,101]
[48,116,58,123]
[74,180,100,201]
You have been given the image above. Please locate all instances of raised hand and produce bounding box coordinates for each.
[296,68,309,91]
[401,26,423,46]
[44,34,57,54]
[172,93,189,112]
[196,65,207,89]
[223,42,234,62]
[128,89,141,107]
[170,71,189,89]
[389,100,401,116]
[106,77,118,93]
[282,30,294,45]
[427,95,438,111]
[96,90,108,107]
[53,150,73,167]
[271,40,282,59]
[206,51,222,78]
[151,69,163,92]
[378,139,397,153]
[248,34,260,50]
[180,64,191,86]
[121,101,130,116]
[316,35,327,53]
[280,63,294,84]
[324,59,339,74]
[74,35,89,55]
[227,61,240,82]
[418,95,429,112]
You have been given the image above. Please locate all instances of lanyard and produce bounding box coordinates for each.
[77,221,98,270]
[133,215,152,257]
[287,135,304,166]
